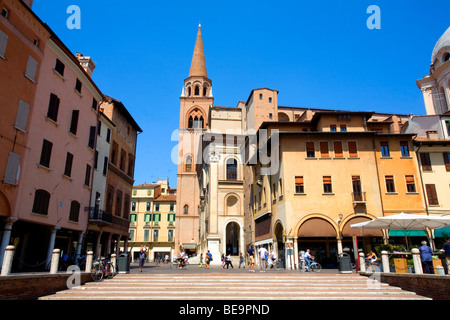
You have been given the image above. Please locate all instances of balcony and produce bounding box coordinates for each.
[352,192,367,204]
[88,208,112,224]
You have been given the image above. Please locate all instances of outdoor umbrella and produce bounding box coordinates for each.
[350,213,450,251]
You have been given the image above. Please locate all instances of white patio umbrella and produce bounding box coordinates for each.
[350,213,450,251]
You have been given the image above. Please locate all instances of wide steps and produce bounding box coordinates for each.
[39,274,431,300]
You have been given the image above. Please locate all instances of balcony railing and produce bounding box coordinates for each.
[88,208,112,224]
[352,192,367,204]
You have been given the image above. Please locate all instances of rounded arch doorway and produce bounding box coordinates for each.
[225,222,240,256]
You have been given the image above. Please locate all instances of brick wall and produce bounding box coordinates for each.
[362,272,450,300]
[0,273,92,300]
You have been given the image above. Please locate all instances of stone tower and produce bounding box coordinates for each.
[175,23,214,254]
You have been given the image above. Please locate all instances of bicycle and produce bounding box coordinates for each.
[274,259,284,270]
[169,257,189,270]
[299,259,322,272]
[91,257,116,282]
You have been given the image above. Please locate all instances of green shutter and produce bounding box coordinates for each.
[144,214,151,223]
[130,214,136,222]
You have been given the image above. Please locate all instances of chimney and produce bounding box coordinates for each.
[76,52,96,77]
[426,130,439,140]
[22,0,33,8]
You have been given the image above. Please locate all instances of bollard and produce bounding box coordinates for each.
[111,254,116,273]
[1,246,15,276]
[359,253,366,272]
[412,248,423,274]
[381,251,390,273]
[50,249,60,274]
[85,251,93,273]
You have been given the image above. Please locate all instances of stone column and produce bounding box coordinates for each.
[1,245,15,276]
[46,226,61,269]
[50,249,60,274]
[94,231,102,259]
[115,234,121,254]
[75,232,84,260]
[105,233,112,257]
[381,251,390,273]
[412,248,423,274]
[111,253,117,272]
[293,238,299,270]
[0,218,17,267]
[85,251,93,273]
[359,253,366,272]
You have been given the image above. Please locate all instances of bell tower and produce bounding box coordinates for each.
[176,23,213,254]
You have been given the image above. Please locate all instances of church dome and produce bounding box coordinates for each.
[431,26,450,64]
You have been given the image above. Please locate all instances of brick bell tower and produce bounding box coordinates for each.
[175,23,214,255]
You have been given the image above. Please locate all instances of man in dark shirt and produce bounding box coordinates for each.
[247,246,255,273]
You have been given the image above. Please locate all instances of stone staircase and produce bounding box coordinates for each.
[39,273,431,300]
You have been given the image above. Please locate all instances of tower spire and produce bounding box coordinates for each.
[189,23,207,78]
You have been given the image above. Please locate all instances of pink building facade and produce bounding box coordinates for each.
[11,33,103,269]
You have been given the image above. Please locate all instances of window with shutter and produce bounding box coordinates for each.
[385,176,395,193]
[3,152,20,185]
[348,141,358,158]
[334,141,343,158]
[69,201,80,222]
[32,189,50,216]
[420,153,432,171]
[306,142,315,158]
[425,184,439,205]
[14,100,30,131]
[69,110,79,135]
[443,153,450,172]
[25,56,38,82]
[39,139,53,168]
[88,126,96,149]
[400,141,410,157]
[144,214,151,223]
[0,29,8,58]
[64,152,74,177]
[55,59,65,76]
[320,142,329,158]
[84,164,91,186]
[405,175,416,193]
[323,176,332,193]
[47,93,60,122]
[295,176,304,194]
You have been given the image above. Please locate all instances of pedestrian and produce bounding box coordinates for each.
[199,252,203,268]
[304,249,313,271]
[205,250,212,269]
[221,253,225,268]
[419,241,434,274]
[139,245,147,272]
[270,249,277,269]
[247,246,255,272]
[258,246,268,272]
[239,253,245,268]
[441,238,450,274]
[226,254,234,269]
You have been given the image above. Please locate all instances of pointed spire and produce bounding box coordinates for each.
[189,23,208,78]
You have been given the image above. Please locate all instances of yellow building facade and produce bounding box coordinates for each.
[129,179,176,261]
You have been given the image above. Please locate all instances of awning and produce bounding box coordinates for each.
[182,243,198,250]
[434,226,450,238]
[388,230,427,237]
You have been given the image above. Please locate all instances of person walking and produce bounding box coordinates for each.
[258,246,268,272]
[239,253,245,268]
[247,246,255,272]
[269,249,277,269]
[419,241,434,274]
[225,254,234,269]
[139,245,147,272]
[441,238,450,274]
[205,250,212,269]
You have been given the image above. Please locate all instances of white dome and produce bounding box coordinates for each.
[431,26,450,64]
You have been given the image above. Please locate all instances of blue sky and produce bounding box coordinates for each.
[32,0,450,188]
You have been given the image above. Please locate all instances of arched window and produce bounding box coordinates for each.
[32,189,50,216]
[188,116,204,129]
[226,158,238,180]
[443,52,450,63]
[69,200,80,222]
[185,155,192,172]
[195,86,200,96]
[188,87,192,97]
[203,86,208,97]
[184,205,189,215]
